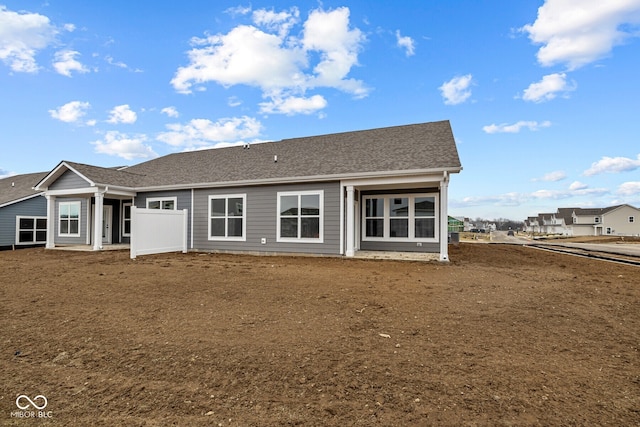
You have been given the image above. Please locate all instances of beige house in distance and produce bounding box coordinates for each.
[525,204,640,236]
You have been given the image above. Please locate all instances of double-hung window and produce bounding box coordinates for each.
[277,191,323,242]
[147,197,177,210]
[122,203,132,236]
[59,201,81,236]
[363,194,437,241]
[209,194,246,240]
[16,216,47,244]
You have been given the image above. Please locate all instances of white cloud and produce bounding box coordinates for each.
[0,168,16,179]
[0,6,58,73]
[92,131,157,160]
[396,30,415,56]
[259,94,327,115]
[584,154,640,176]
[171,6,368,115]
[49,101,91,123]
[63,23,75,32]
[161,106,179,118]
[533,170,567,182]
[252,7,299,38]
[452,183,609,209]
[156,116,262,148]
[228,96,242,107]
[107,104,137,124]
[522,73,576,102]
[439,74,473,105]
[521,0,640,70]
[302,7,367,96]
[617,181,640,196]
[483,120,551,134]
[569,181,588,190]
[53,50,89,77]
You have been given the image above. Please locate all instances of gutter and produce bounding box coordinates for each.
[130,167,463,193]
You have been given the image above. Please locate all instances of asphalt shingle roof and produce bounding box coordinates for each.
[126,120,461,188]
[0,172,48,206]
[40,120,461,190]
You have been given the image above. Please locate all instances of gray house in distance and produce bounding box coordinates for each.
[34,121,462,261]
[0,172,48,249]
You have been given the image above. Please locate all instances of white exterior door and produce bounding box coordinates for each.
[102,205,112,244]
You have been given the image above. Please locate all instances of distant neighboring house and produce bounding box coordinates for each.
[0,172,48,249]
[525,204,640,236]
[571,205,640,236]
[448,216,464,232]
[33,121,462,261]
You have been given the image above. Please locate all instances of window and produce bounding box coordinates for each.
[630,216,635,223]
[16,216,47,244]
[209,195,246,240]
[147,197,177,210]
[277,191,323,242]
[122,203,132,236]
[594,217,601,223]
[59,201,81,236]
[363,194,438,241]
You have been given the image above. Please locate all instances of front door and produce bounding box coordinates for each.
[102,205,112,244]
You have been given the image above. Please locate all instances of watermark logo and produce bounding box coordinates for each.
[11,394,53,419]
[16,395,47,410]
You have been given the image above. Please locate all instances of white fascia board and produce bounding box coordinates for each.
[0,192,44,208]
[133,167,461,192]
[44,186,136,197]
[34,161,94,191]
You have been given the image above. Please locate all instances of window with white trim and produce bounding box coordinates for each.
[122,203,132,236]
[147,197,177,210]
[629,216,635,223]
[277,191,323,242]
[16,216,47,244]
[363,194,438,241]
[59,201,81,236]
[209,194,246,240]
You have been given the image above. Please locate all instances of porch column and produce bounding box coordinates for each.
[439,174,450,262]
[345,185,355,257]
[45,194,55,249]
[93,191,104,251]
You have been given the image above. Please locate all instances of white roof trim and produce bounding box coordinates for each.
[0,192,44,209]
[34,161,94,191]
[131,167,462,192]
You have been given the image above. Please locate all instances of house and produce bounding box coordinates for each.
[524,205,640,236]
[448,216,464,232]
[33,120,462,260]
[571,205,639,236]
[0,172,48,249]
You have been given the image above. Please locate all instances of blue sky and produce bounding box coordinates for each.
[1,0,639,220]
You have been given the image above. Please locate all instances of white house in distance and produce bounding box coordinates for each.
[31,121,462,261]
[525,205,640,236]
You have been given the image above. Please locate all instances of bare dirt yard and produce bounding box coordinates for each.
[1,244,639,426]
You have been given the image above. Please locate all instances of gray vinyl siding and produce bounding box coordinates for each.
[54,198,89,244]
[0,196,47,247]
[49,170,89,190]
[135,190,192,244]
[193,182,341,255]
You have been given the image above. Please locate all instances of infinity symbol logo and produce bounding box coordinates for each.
[16,395,48,410]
